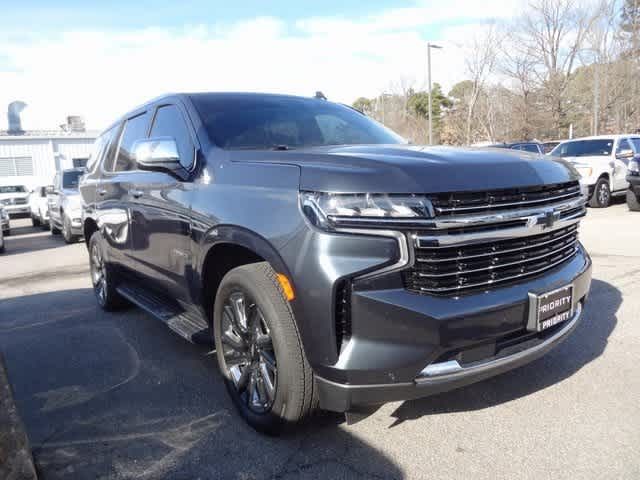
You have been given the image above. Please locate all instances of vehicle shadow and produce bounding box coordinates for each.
[389,278,619,426]
[0,288,402,480]
[3,224,68,256]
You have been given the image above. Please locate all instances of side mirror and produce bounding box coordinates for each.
[133,137,182,173]
[616,148,634,159]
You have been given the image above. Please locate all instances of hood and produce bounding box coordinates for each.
[228,145,579,193]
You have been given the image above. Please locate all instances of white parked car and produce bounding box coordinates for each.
[550,135,640,208]
[0,201,10,236]
[0,184,30,218]
[29,185,52,228]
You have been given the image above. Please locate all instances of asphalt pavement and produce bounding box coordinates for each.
[0,202,638,479]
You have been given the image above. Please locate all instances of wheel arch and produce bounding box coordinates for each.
[197,225,295,324]
[83,217,99,248]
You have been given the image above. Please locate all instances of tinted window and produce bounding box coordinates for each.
[150,105,194,168]
[551,139,614,157]
[86,129,116,173]
[191,94,405,150]
[630,138,640,152]
[519,144,540,153]
[0,185,26,193]
[113,113,150,172]
[616,138,631,154]
[62,171,83,189]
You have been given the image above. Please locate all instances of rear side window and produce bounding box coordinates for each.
[616,138,631,154]
[518,144,540,153]
[113,113,150,172]
[86,127,116,173]
[150,105,195,169]
[630,138,640,152]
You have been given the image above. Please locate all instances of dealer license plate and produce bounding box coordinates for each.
[528,285,574,332]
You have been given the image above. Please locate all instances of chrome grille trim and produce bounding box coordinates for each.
[405,182,585,295]
[414,207,585,248]
[409,248,579,294]
[416,226,578,263]
[431,182,581,215]
[434,190,580,214]
[414,243,578,278]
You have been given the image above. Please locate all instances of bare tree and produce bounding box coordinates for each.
[518,0,598,137]
[462,24,499,144]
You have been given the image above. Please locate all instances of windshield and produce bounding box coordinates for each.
[191,94,405,150]
[551,139,613,157]
[630,138,640,152]
[62,171,83,189]
[0,185,26,194]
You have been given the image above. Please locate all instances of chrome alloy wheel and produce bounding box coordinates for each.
[221,291,277,414]
[90,244,107,304]
[597,182,610,206]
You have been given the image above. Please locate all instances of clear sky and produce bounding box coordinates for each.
[0,0,523,130]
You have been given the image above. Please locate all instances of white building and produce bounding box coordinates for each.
[0,131,97,189]
[0,102,98,189]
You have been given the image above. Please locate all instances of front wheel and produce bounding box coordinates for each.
[213,262,317,434]
[88,232,127,311]
[589,178,611,208]
[62,216,79,243]
[627,189,640,212]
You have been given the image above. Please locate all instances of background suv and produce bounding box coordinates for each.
[0,184,30,221]
[550,135,639,208]
[81,93,592,433]
[48,168,84,243]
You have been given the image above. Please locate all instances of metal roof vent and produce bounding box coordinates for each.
[8,101,27,134]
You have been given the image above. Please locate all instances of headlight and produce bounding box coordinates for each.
[629,159,639,175]
[575,166,592,178]
[301,191,433,229]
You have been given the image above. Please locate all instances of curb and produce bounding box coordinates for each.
[0,353,38,480]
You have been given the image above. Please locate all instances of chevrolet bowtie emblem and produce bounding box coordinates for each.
[540,210,560,228]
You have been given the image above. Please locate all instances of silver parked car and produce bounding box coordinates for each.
[48,168,85,243]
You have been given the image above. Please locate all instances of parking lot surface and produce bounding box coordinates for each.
[1,204,639,479]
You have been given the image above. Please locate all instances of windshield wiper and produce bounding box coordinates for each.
[272,145,294,151]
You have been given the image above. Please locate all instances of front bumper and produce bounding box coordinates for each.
[315,245,592,412]
[2,204,30,216]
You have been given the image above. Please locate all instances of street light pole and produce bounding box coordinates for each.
[427,43,442,145]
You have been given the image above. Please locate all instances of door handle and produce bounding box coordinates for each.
[129,189,143,199]
[97,188,107,196]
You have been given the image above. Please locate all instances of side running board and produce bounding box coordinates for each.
[116,283,212,345]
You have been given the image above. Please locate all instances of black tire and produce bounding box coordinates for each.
[31,215,40,227]
[213,262,317,434]
[41,221,49,231]
[50,218,61,235]
[88,232,127,311]
[62,215,79,244]
[627,189,640,212]
[589,177,611,208]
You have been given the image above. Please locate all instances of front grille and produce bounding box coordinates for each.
[405,222,581,295]
[430,181,581,216]
[14,198,27,205]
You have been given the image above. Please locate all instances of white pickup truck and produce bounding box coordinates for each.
[550,135,640,208]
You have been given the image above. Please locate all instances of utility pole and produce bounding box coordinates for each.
[427,43,442,145]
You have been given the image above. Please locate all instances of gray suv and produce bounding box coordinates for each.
[80,93,592,433]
